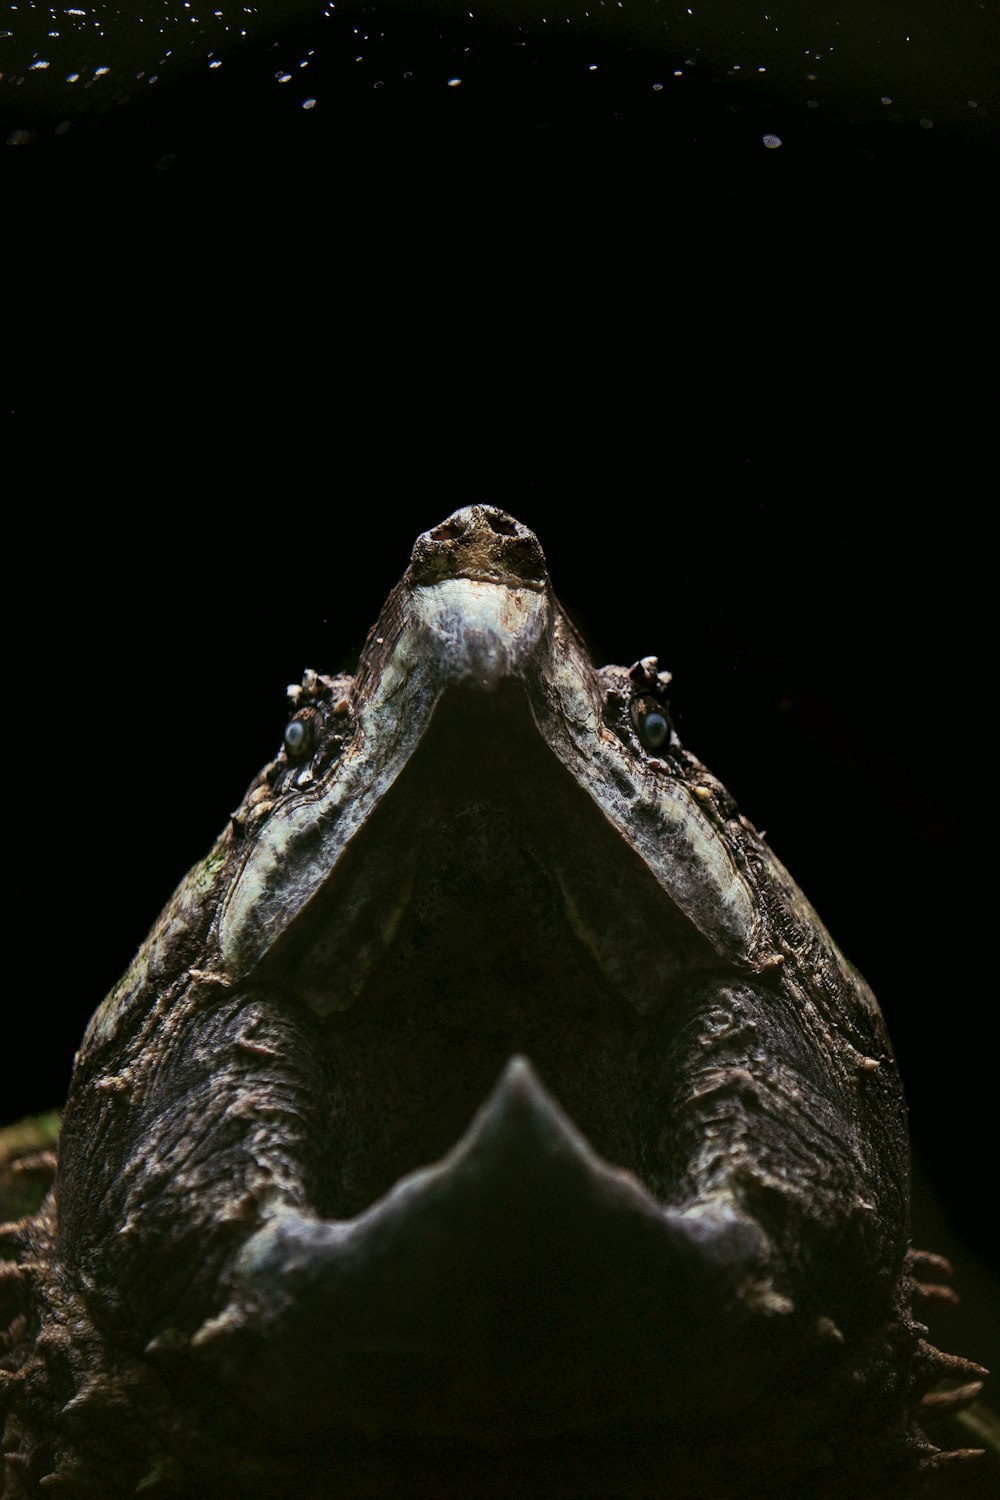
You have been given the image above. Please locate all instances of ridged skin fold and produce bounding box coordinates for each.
[1,508,987,1498]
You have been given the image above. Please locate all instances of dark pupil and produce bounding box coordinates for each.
[639,711,668,750]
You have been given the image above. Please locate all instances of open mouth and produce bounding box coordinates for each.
[54,508,920,1496]
[258,682,717,1223]
[150,510,894,1452]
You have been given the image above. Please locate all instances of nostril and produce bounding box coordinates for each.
[429,520,467,542]
[487,514,517,536]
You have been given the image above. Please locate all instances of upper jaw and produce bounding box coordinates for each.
[218,505,759,989]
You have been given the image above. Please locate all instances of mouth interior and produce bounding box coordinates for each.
[259,684,716,1221]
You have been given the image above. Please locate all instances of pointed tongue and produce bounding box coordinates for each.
[189,1060,799,1441]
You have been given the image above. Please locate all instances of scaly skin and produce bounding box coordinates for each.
[1,508,986,1497]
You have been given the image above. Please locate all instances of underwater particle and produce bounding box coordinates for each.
[302,95,316,106]
[762,132,781,148]
[919,117,933,128]
[447,75,461,85]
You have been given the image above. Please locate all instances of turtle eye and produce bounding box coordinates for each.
[637,709,669,751]
[283,717,312,759]
[629,694,671,752]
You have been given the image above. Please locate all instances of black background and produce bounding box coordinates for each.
[4,0,997,1384]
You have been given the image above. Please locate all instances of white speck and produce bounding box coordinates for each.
[652,81,662,90]
[919,117,933,129]
[7,128,36,145]
[968,99,978,108]
[208,56,220,65]
[54,118,70,132]
[29,57,51,67]
[806,99,817,108]
[673,68,681,75]
[880,95,891,104]
[66,70,80,80]
[66,7,85,13]
[762,132,781,148]
[587,62,596,69]
[94,63,109,75]
[447,75,461,85]
[302,95,316,106]
[275,70,291,81]
[373,79,382,86]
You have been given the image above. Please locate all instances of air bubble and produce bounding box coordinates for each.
[762,133,781,148]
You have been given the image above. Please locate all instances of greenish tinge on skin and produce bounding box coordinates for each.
[0,1112,60,1226]
[0,507,991,1500]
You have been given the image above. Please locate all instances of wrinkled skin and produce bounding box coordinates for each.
[0,509,986,1497]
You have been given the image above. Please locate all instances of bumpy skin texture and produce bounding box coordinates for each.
[0,509,986,1498]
